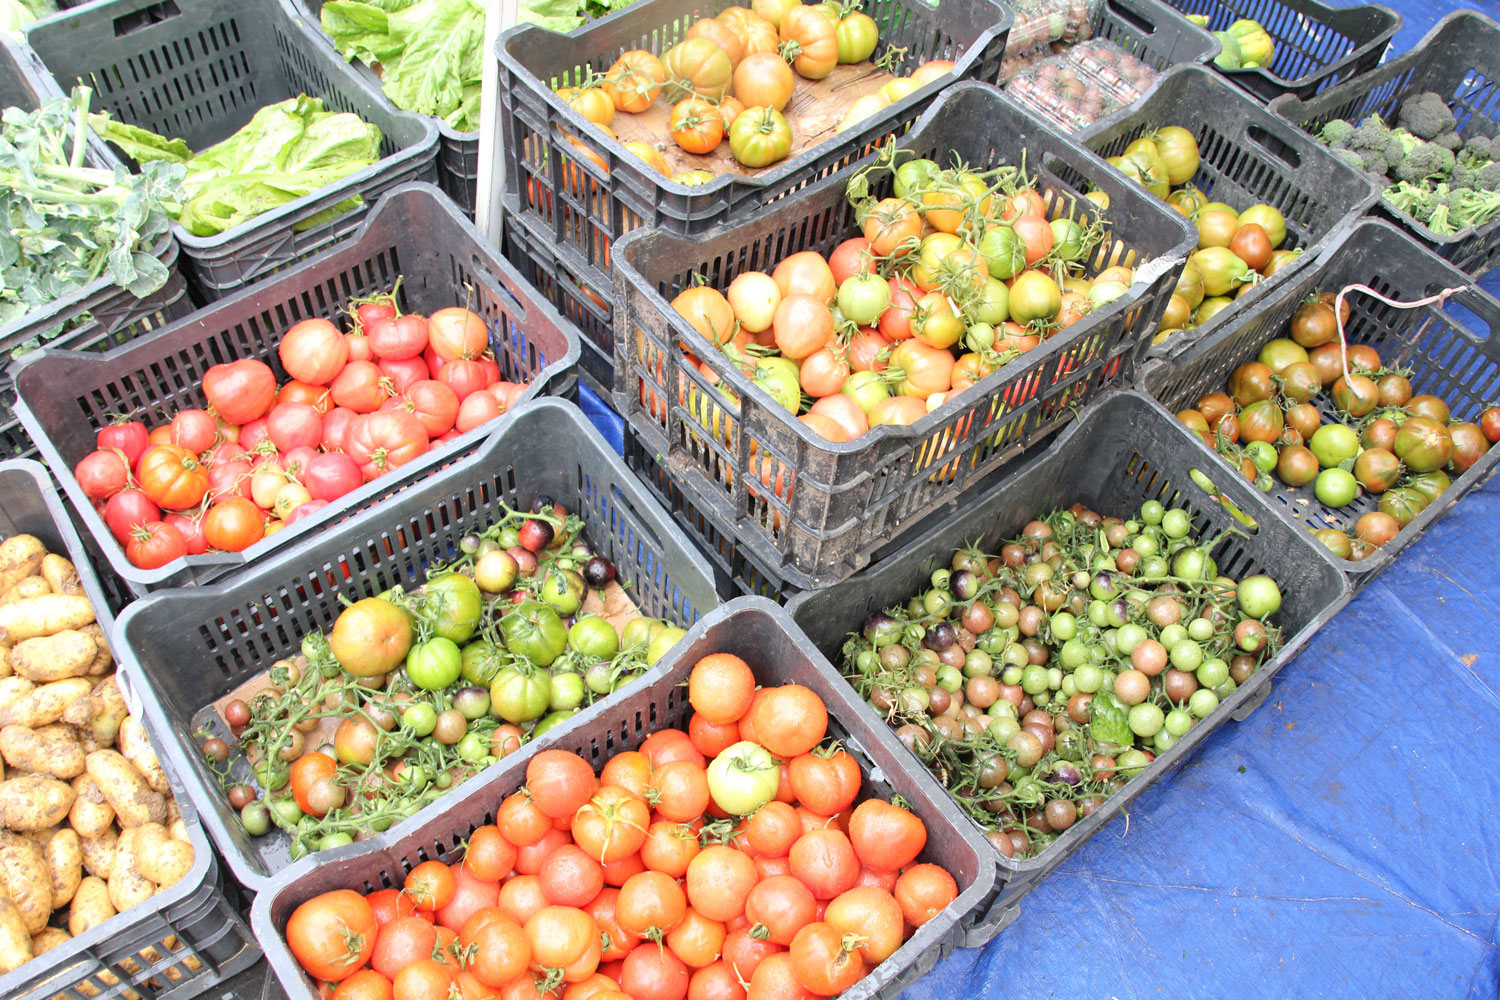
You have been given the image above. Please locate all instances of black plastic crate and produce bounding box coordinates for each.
[1141,218,1500,588]
[26,0,441,299]
[0,460,261,999]
[12,183,580,605]
[785,388,1352,918]
[502,201,617,403]
[495,0,1013,292]
[1155,0,1398,102]
[615,81,1196,593]
[287,0,479,214]
[250,596,1002,1000]
[113,398,720,895]
[0,35,193,462]
[1074,64,1381,360]
[1268,10,1500,278]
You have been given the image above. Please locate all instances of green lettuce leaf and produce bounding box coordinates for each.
[1088,690,1134,752]
[518,0,585,32]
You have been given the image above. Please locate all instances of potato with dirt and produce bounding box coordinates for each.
[0,774,75,831]
[0,536,44,595]
[11,629,97,683]
[0,593,94,643]
[0,831,52,935]
[1,723,86,779]
[86,750,166,827]
[0,677,93,728]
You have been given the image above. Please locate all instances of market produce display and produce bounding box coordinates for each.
[319,0,487,134]
[0,532,194,974]
[552,1,942,178]
[836,500,1287,858]
[1170,299,1500,561]
[200,497,689,860]
[657,144,1135,444]
[70,292,532,571]
[0,87,181,339]
[1095,126,1299,343]
[1315,92,1500,237]
[281,650,961,998]
[88,95,383,237]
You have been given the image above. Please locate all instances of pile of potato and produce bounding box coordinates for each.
[0,534,194,977]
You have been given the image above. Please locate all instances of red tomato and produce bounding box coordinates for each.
[279,318,349,386]
[238,417,272,453]
[345,410,430,482]
[203,359,277,425]
[456,392,502,433]
[97,420,149,465]
[169,408,218,453]
[321,407,360,452]
[437,861,501,932]
[344,332,374,364]
[164,512,208,555]
[438,359,490,401]
[267,403,324,453]
[332,361,391,414]
[203,497,265,552]
[402,380,461,437]
[381,355,431,395]
[367,314,431,361]
[304,452,364,502]
[125,520,187,569]
[286,890,378,983]
[208,459,253,502]
[279,380,335,415]
[827,238,874,284]
[74,449,130,500]
[287,500,329,523]
[429,308,490,362]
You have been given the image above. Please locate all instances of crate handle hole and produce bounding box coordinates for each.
[1104,0,1157,38]
[1244,125,1301,169]
[114,0,181,37]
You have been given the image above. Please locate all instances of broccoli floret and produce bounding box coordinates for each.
[1461,134,1494,162]
[1358,148,1391,175]
[1391,128,1422,155]
[1396,91,1457,141]
[1452,161,1476,190]
[1434,131,1464,152]
[1394,142,1456,183]
[1319,119,1355,148]
[1477,162,1500,192]
[1348,115,1395,155]
[1334,147,1364,169]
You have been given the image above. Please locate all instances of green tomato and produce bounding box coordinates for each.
[1237,575,1283,618]
[729,107,792,168]
[1161,508,1191,539]
[1020,664,1050,695]
[1116,748,1152,778]
[490,665,551,724]
[539,568,586,616]
[456,731,490,763]
[1245,439,1278,473]
[240,801,271,837]
[1310,424,1360,468]
[1074,664,1104,693]
[753,359,802,414]
[460,640,505,686]
[1188,688,1220,718]
[706,741,781,815]
[647,626,688,666]
[319,833,355,851]
[1129,702,1165,737]
[1196,658,1230,688]
[1187,617,1216,642]
[1165,708,1193,737]
[569,616,620,660]
[423,573,482,643]
[893,158,940,200]
[837,273,891,327]
[406,637,463,691]
[533,709,579,739]
[1050,612,1077,642]
[1315,468,1359,507]
[835,10,879,63]
[549,671,587,712]
[268,796,303,828]
[1170,639,1204,672]
[1115,622,1147,655]
[500,601,568,666]
[402,702,438,737]
[970,276,1010,326]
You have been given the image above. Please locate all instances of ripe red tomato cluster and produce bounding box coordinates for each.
[285,652,961,1000]
[72,297,530,570]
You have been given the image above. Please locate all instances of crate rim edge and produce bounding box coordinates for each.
[7,181,583,591]
[494,0,1017,200]
[247,593,1000,997]
[611,78,1198,455]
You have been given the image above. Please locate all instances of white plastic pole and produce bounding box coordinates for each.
[476,0,517,242]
